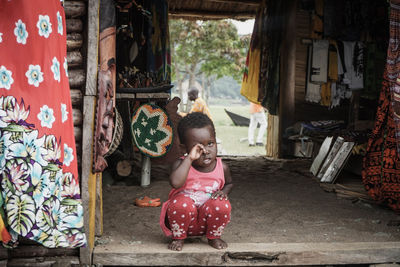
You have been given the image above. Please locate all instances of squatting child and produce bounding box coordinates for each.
[159,112,233,251]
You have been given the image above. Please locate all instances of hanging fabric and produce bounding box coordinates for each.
[311,40,329,83]
[362,3,400,212]
[311,0,324,39]
[342,41,364,90]
[240,2,263,104]
[0,0,86,247]
[305,46,321,103]
[259,0,284,115]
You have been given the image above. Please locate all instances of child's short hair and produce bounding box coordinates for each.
[178,112,215,144]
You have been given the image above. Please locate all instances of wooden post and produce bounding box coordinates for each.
[266,114,280,158]
[80,0,100,264]
[80,96,97,265]
[279,0,297,157]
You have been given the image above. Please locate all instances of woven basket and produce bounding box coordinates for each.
[105,108,123,157]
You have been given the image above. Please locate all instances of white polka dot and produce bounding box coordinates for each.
[208,214,212,217]
[183,203,187,207]
[182,214,186,218]
[173,211,176,214]
[210,231,213,234]
[200,231,204,234]
[173,200,177,203]
[215,207,220,211]
[173,220,176,223]
[189,232,192,234]
[201,226,205,228]
[216,218,219,220]
[225,204,229,208]
[191,218,195,221]
[213,225,216,228]
[181,223,185,226]
[224,215,227,218]
[223,223,225,226]
[203,218,206,221]
[206,207,209,210]
[192,205,195,208]
[189,226,194,228]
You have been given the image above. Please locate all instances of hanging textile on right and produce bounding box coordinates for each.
[362,3,400,212]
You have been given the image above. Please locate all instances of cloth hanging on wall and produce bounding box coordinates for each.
[148,0,171,83]
[362,3,400,212]
[311,40,329,83]
[0,0,86,247]
[342,41,364,90]
[240,3,262,104]
[305,46,321,103]
[260,0,284,115]
[311,0,324,39]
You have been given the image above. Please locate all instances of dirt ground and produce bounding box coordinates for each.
[97,157,400,249]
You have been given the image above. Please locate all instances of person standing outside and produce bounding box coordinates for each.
[248,102,267,147]
[187,88,212,120]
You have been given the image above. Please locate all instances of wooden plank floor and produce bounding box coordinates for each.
[93,241,400,266]
[94,157,400,266]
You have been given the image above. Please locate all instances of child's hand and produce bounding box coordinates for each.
[211,190,228,200]
[188,144,206,161]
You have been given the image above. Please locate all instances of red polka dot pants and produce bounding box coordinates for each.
[166,194,231,240]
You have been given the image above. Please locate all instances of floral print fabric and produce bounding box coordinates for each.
[0,0,86,247]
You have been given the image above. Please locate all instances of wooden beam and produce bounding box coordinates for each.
[93,242,400,266]
[169,10,256,20]
[204,0,260,6]
[85,0,100,96]
[80,96,97,265]
[279,0,297,157]
[266,114,279,158]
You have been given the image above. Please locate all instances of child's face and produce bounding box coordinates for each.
[184,125,217,169]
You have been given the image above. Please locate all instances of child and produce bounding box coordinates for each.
[160,112,233,251]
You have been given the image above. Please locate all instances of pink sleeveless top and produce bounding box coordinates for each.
[159,157,225,236]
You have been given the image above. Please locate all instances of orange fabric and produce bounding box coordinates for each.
[250,103,264,114]
[0,216,11,244]
[190,97,212,119]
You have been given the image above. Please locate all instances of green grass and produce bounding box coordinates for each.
[209,103,267,156]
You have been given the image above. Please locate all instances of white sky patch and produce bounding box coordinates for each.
[230,19,254,35]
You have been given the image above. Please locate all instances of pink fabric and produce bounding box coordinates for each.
[166,194,231,239]
[160,157,226,236]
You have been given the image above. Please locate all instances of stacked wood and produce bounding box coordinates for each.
[65,0,87,167]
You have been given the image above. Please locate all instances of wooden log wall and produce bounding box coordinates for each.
[66,0,86,167]
[1,1,87,265]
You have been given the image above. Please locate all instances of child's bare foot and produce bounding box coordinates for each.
[208,238,228,249]
[168,239,184,251]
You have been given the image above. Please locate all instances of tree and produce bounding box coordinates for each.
[169,19,249,108]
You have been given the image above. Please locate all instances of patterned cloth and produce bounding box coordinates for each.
[166,194,231,240]
[131,104,173,157]
[160,157,229,237]
[362,3,400,212]
[0,0,86,247]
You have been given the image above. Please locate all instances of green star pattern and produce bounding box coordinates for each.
[132,110,168,154]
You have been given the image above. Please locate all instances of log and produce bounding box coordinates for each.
[116,160,132,177]
[67,51,83,68]
[64,1,86,18]
[70,89,83,107]
[9,246,77,258]
[72,108,83,126]
[74,126,82,141]
[7,256,79,267]
[67,33,83,51]
[66,19,83,33]
[68,69,86,88]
